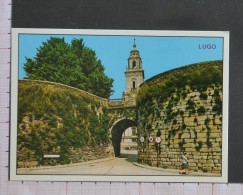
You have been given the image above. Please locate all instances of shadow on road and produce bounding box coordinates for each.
[120,150,138,163]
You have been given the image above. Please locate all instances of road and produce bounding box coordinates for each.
[17,150,179,175]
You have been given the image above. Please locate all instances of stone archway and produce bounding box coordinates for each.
[111,118,137,157]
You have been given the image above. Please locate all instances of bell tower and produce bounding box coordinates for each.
[123,39,144,106]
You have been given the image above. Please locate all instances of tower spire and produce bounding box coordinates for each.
[133,38,136,49]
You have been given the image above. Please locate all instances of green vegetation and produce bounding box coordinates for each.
[195,141,203,152]
[186,99,196,112]
[23,37,113,98]
[204,118,211,126]
[137,60,223,161]
[17,80,110,166]
[182,123,187,130]
[213,93,222,114]
[197,106,206,115]
[199,92,208,100]
[179,139,186,151]
[162,165,168,169]
[137,60,223,106]
[156,129,161,137]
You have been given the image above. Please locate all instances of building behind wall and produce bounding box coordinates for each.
[121,127,138,150]
[120,39,144,150]
[122,39,144,106]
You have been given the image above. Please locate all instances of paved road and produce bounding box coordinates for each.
[17,150,179,176]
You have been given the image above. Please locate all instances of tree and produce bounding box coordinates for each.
[24,37,114,98]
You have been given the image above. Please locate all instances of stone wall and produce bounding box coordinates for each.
[17,79,113,168]
[21,79,109,106]
[137,85,222,174]
[17,145,114,168]
[108,99,124,108]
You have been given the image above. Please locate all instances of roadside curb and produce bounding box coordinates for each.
[133,162,179,174]
[133,162,220,176]
[18,157,116,171]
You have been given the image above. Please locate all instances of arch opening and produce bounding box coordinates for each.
[111,119,137,157]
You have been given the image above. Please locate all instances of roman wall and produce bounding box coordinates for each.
[136,62,223,174]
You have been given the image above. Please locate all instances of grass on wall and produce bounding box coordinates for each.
[17,80,110,166]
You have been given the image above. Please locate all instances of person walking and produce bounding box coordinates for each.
[179,152,189,174]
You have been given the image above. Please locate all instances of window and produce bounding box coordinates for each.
[132,61,136,68]
[133,81,136,89]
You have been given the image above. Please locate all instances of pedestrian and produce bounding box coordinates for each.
[179,152,189,174]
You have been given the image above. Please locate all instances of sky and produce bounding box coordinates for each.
[18,34,223,99]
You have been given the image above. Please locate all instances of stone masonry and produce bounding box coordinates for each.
[137,85,222,174]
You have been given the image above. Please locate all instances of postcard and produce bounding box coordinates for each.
[10,29,229,182]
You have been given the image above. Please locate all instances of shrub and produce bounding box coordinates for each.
[186,99,195,111]
[171,129,177,136]
[194,130,198,143]
[197,106,206,115]
[187,99,195,106]
[156,129,161,137]
[182,91,187,99]
[182,123,187,130]
[198,85,207,92]
[173,119,177,125]
[214,89,220,96]
[156,110,161,117]
[206,139,212,148]
[199,93,208,100]
[195,141,203,151]
[204,118,211,126]
[203,168,208,173]
[212,105,221,114]
[179,140,185,151]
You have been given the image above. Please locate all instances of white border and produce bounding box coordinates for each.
[11,28,229,182]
